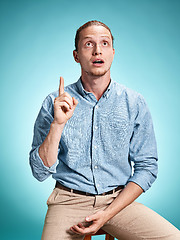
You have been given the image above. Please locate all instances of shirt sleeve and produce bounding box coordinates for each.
[128,95,158,192]
[29,95,58,181]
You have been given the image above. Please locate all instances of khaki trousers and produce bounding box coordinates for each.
[41,187,180,240]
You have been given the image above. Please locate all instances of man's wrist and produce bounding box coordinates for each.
[102,209,113,223]
[51,121,66,130]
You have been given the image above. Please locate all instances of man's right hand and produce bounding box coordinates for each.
[53,76,78,125]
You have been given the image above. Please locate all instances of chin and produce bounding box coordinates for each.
[89,69,108,77]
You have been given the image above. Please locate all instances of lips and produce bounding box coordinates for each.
[92,59,104,66]
[92,59,104,64]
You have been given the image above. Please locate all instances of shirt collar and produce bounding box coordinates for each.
[76,77,113,99]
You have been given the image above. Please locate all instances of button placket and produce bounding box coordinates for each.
[91,103,101,192]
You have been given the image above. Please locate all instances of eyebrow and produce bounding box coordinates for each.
[82,35,111,40]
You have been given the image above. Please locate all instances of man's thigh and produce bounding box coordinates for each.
[41,188,94,240]
[102,201,180,240]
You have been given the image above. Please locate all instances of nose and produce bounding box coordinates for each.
[92,44,102,56]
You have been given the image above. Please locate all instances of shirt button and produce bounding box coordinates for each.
[94,145,97,149]
[94,165,98,169]
[94,126,98,130]
[97,184,100,187]
[95,105,99,109]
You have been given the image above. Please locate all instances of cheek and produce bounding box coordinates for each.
[107,53,114,63]
[78,56,90,68]
[80,54,92,65]
[79,51,88,60]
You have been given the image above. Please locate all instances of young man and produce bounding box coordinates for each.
[29,21,180,239]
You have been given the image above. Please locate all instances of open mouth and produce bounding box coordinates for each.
[92,59,104,66]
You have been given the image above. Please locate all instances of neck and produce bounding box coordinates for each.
[81,71,111,101]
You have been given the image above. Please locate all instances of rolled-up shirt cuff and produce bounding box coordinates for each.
[32,146,58,173]
[127,170,157,192]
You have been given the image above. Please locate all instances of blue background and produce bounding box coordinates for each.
[0,0,180,239]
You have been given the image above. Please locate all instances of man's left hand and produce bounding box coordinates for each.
[70,210,108,235]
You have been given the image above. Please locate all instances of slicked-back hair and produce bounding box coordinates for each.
[75,20,114,51]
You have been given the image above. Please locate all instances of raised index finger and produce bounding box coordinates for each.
[59,76,64,96]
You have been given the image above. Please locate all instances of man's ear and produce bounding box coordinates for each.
[73,50,79,63]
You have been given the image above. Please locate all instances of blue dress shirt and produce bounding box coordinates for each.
[29,78,158,194]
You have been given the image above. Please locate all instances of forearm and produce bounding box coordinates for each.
[103,182,143,221]
[39,121,65,167]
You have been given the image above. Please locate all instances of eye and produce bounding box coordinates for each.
[102,41,108,46]
[85,42,93,47]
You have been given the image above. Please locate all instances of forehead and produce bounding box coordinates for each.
[79,25,112,41]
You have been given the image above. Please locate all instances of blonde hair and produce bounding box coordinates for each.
[75,20,114,51]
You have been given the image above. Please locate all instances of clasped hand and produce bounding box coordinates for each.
[70,210,108,235]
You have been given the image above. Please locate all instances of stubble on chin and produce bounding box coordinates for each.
[86,67,111,77]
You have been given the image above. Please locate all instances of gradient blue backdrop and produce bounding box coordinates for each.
[0,0,180,239]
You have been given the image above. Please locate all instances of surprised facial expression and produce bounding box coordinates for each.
[73,25,115,77]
